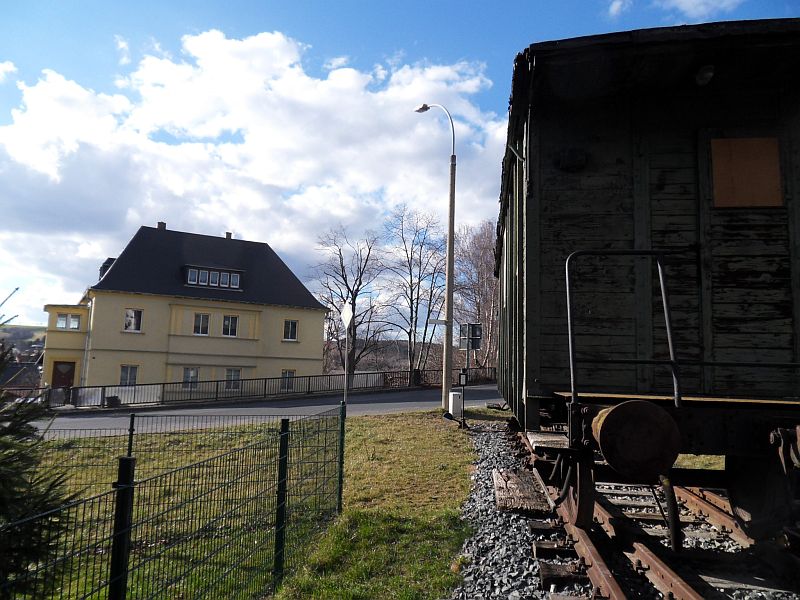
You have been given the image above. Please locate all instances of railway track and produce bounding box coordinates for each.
[514,433,800,599]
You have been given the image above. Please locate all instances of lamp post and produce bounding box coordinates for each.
[415,103,456,410]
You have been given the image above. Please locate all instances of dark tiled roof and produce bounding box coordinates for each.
[91,226,325,310]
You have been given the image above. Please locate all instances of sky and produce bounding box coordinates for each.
[0,0,797,325]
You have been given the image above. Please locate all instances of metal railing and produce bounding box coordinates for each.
[566,249,684,407]
[4,367,497,410]
[565,249,800,405]
[2,406,344,598]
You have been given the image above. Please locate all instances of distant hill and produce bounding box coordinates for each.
[0,325,46,348]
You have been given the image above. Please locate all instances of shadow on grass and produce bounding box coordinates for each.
[275,509,471,600]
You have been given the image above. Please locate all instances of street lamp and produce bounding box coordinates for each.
[415,103,456,410]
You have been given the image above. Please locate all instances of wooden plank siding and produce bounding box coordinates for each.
[535,100,639,393]
[496,23,800,429]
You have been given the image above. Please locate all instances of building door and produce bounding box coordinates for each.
[52,361,75,388]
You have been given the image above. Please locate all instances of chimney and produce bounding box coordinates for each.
[99,257,116,280]
[225,232,232,240]
[157,221,166,230]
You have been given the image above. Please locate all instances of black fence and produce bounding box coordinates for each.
[1,406,345,599]
[8,367,497,409]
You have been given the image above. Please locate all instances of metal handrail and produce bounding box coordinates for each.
[566,249,687,408]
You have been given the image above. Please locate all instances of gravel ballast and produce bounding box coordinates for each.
[446,423,589,600]
[445,421,800,600]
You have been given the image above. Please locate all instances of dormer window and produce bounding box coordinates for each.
[185,266,242,290]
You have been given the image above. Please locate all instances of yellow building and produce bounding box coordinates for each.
[42,222,326,393]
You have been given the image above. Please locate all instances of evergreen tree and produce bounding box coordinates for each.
[0,343,73,597]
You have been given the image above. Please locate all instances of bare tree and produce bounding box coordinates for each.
[381,206,446,373]
[454,220,498,369]
[315,227,390,375]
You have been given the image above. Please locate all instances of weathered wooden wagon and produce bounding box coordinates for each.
[496,19,800,540]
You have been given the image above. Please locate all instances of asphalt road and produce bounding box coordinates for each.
[44,384,506,431]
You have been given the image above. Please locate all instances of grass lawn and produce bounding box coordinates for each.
[25,408,504,599]
[275,410,506,600]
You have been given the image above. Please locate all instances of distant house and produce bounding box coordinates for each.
[42,222,326,390]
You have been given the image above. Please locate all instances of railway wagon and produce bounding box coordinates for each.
[496,19,800,540]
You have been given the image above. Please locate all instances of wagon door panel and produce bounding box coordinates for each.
[698,128,797,396]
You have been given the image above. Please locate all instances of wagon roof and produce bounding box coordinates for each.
[520,18,800,100]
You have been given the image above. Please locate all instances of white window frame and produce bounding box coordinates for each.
[182,367,199,389]
[283,319,298,341]
[220,272,230,287]
[222,315,238,337]
[187,268,198,284]
[199,270,209,285]
[280,369,296,391]
[56,313,81,330]
[225,368,241,390]
[193,313,210,336]
[230,273,240,288]
[210,271,220,286]
[120,365,138,386]
[123,308,143,332]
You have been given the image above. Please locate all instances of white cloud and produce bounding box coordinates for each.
[608,0,633,17]
[114,35,131,66]
[0,29,503,324]
[0,60,17,83]
[655,0,744,19]
[324,56,349,70]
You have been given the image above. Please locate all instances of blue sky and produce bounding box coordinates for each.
[0,0,797,324]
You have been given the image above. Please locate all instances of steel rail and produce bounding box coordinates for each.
[554,501,626,599]
[674,487,753,547]
[593,501,705,600]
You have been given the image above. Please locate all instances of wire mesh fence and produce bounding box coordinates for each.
[1,406,344,599]
[40,414,299,497]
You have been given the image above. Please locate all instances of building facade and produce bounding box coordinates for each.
[42,222,326,389]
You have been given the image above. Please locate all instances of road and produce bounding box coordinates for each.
[44,384,506,431]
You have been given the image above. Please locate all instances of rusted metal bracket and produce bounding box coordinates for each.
[770,425,800,474]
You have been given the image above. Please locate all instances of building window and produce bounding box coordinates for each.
[194,313,210,335]
[124,308,143,332]
[210,271,220,286]
[182,367,199,389]
[199,270,209,285]
[281,369,296,391]
[187,268,198,284]
[225,368,241,390]
[711,137,783,207]
[222,315,238,337]
[120,365,138,386]
[220,272,230,287]
[56,313,81,330]
[230,273,240,288]
[283,320,298,341]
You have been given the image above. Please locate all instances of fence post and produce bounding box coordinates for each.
[273,418,290,588]
[126,414,136,457]
[109,456,136,600]
[337,400,346,514]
